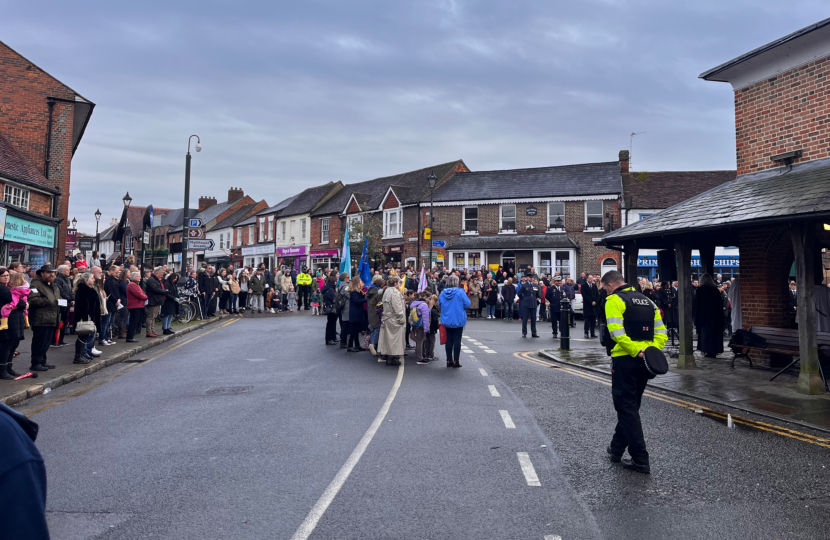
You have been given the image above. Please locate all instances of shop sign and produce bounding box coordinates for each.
[242,244,274,256]
[526,206,538,216]
[78,237,94,251]
[382,245,404,254]
[29,248,47,267]
[311,249,340,257]
[8,243,25,254]
[4,215,55,249]
[637,256,739,268]
[66,228,77,251]
[277,245,307,257]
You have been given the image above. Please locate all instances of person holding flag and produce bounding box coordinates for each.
[339,221,351,284]
[357,237,371,288]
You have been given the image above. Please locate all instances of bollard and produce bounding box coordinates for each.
[560,297,571,351]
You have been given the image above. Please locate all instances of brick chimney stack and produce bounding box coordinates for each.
[619,150,630,174]
[228,187,245,203]
[198,196,217,212]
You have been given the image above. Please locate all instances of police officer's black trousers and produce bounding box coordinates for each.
[521,307,537,336]
[610,356,650,465]
[549,311,560,336]
[298,286,310,309]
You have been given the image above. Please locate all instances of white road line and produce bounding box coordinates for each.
[479,368,488,376]
[485,350,497,354]
[499,410,516,429]
[478,345,489,349]
[544,536,563,540]
[488,385,500,397]
[290,362,405,540]
[517,452,541,487]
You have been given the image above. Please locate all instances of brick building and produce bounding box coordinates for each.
[602,18,830,394]
[425,157,624,278]
[274,182,343,272]
[0,40,94,265]
[234,194,297,269]
[309,161,469,272]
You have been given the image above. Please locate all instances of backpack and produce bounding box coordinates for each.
[409,303,423,327]
[335,287,348,311]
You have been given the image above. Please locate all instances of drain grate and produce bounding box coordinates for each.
[205,386,253,396]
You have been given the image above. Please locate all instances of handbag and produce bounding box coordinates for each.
[439,323,447,345]
[75,318,96,336]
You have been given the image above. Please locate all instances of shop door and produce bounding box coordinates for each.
[501,251,516,274]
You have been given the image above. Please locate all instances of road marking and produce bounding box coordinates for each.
[479,368,488,376]
[517,452,541,486]
[477,345,489,349]
[488,385,500,397]
[499,410,516,429]
[545,536,563,540]
[513,351,830,450]
[291,361,404,540]
[485,350,497,354]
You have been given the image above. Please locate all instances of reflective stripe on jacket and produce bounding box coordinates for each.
[605,286,668,357]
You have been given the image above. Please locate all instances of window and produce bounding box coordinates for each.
[289,220,296,241]
[500,204,516,232]
[280,221,287,241]
[463,206,478,233]
[638,213,653,221]
[321,218,330,243]
[248,225,255,244]
[547,202,565,230]
[383,208,402,238]
[555,251,571,277]
[301,219,306,240]
[348,215,363,240]
[585,201,604,230]
[4,185,29,210]
[219,234,224,250]
[268,217,274,241]
[259,219,266,242]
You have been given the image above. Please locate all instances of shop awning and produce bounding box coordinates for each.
[445,234,577,251]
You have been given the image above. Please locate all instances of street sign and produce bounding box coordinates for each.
[424,227,431,240]
[186,239,215,251]
[189,218,203,228]
[188,228,204,238]
[143,231,150,244]
[78,237,94,251]
[432,240,445,248]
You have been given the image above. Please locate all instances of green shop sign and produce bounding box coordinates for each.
[4,215,55,249]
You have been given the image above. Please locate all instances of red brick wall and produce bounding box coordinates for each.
[310,215,342,251]
[734,56,830,176]
[383,192,400,210]
[0,42,80,263]
[347,199,360,214]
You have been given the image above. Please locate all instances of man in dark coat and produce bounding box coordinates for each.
[28,265,62,371]
[545,276,564,337]
[694,274,725,357]
[198,268,212,318]
[54,264,75,347]
[502,278,516,321]
[517,276,540,338]
[145,267,175,337]
[788,281,798,327]
[581,274,599,338]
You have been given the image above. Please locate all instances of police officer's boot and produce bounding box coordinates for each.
[621,458,650,474]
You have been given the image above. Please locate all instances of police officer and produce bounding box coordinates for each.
[545,276,564,338]
[517,275,541,338]
[601,270,667,474]
[296,267,313,310]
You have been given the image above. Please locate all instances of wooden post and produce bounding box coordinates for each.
[674,240,696,369]
[791,223,823,395]
[699,243,716,278]
[625,243,639,286]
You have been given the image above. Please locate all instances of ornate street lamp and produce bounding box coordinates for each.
[94,208,102,251]
[427,171,437,272]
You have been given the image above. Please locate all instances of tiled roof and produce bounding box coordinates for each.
[157,208,198,229]
[445,234,578,251]
[622,170,735,209]
[212,203,259,231]
[0,131,56,192]
[279,182,341,217]
[127,206,172,236]
[603,157,830,243]
[312,161,464,216]
[430,161,621,203]
[168,198,247,232]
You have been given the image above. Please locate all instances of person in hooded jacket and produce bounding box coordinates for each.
[366,275,384,356]
[337,273,351,349]
[439,275,470,368]
[410,291,431,363]
[321,275,338,345]
[0,402,49,539]
[73,272,101,364]
[160,273,180,335]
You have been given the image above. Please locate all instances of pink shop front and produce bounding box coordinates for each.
[310,249,340,271]
[277,245,309,272]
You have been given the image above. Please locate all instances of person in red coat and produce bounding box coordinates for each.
[125,271,147,343]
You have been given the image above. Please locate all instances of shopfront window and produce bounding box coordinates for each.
[555,251,571,278]
[454,252,465,270]
[538,251,552,276]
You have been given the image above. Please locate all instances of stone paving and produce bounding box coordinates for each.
[539,345,830,432]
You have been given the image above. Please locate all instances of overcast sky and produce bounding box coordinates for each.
[2,1,828,233]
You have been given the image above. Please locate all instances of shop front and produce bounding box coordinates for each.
[382,244,404,269]
[637,253,740,281]
[448,251,484,272]
[0,209,58,267]
[420,251,445,269]
[443,234,578,278]
[277,245,308,272]
[242,243,275,270]
[310,249,340,271]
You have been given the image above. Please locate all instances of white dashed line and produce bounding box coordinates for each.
[544,536,563,540]
[485,350,497,354]
[499,410,516,429]
[479,368,488,377]
[477,345,489,349]
[517,452,541,487]
[488,385,500,397]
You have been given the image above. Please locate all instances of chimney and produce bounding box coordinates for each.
[111,218,118,226]
[228,187,245,203]
[619,150,630,174]
[198,196,217,212]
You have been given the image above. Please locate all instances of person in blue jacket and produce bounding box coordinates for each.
[0,402,49,539]
[439,275,471,368]
[517,275,541,338]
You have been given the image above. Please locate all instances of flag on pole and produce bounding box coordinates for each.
[417,264,428,292]
[358,236,371,286]
[339,221,351,278]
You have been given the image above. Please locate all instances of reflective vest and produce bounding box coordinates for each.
[296,273,312,286]
[605,285,668,358]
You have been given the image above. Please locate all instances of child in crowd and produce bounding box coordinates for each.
[426,294,440,361]
[0,273,29,331]
[287,286,297,312]
[310,290,321,316]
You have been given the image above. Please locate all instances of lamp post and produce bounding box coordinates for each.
[71,217,77,229]
[94,208,102,252]
[122,192,132,260]
[427,171,437,273]
[183,135,201,272]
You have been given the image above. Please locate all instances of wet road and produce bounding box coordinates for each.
[16,313,830,539]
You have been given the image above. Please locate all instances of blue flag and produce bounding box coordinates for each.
[339,221,351,278]
[358,236,371,286]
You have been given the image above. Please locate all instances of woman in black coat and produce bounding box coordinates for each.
[0,268,26,378]
[348,279,368,352]
[73,273,102,364]
[160,274,180,335]
[694,273,725,357]
[320,276,338,345]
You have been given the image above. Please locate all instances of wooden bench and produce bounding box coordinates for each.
[728,326,830,390]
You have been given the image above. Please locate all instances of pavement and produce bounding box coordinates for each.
[14,311,830,539]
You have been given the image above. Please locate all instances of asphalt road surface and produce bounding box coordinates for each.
[16,313,830,539]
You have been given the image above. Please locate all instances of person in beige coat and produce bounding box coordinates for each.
[378,276,406,366]
[468,280,481,318]
[280,272,292,310]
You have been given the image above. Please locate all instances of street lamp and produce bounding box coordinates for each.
[121,192,132,259]
[183,135,201,271]
[427,171,437,273]
[122,192,132,208]
[94,208,102,252]
[71,217,77,229]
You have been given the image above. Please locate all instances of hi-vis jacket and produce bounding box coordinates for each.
[605,285,668,358]
[296,273,312,286]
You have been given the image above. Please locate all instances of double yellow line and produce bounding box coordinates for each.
[514,351,830,449]
[19,319,239,417]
